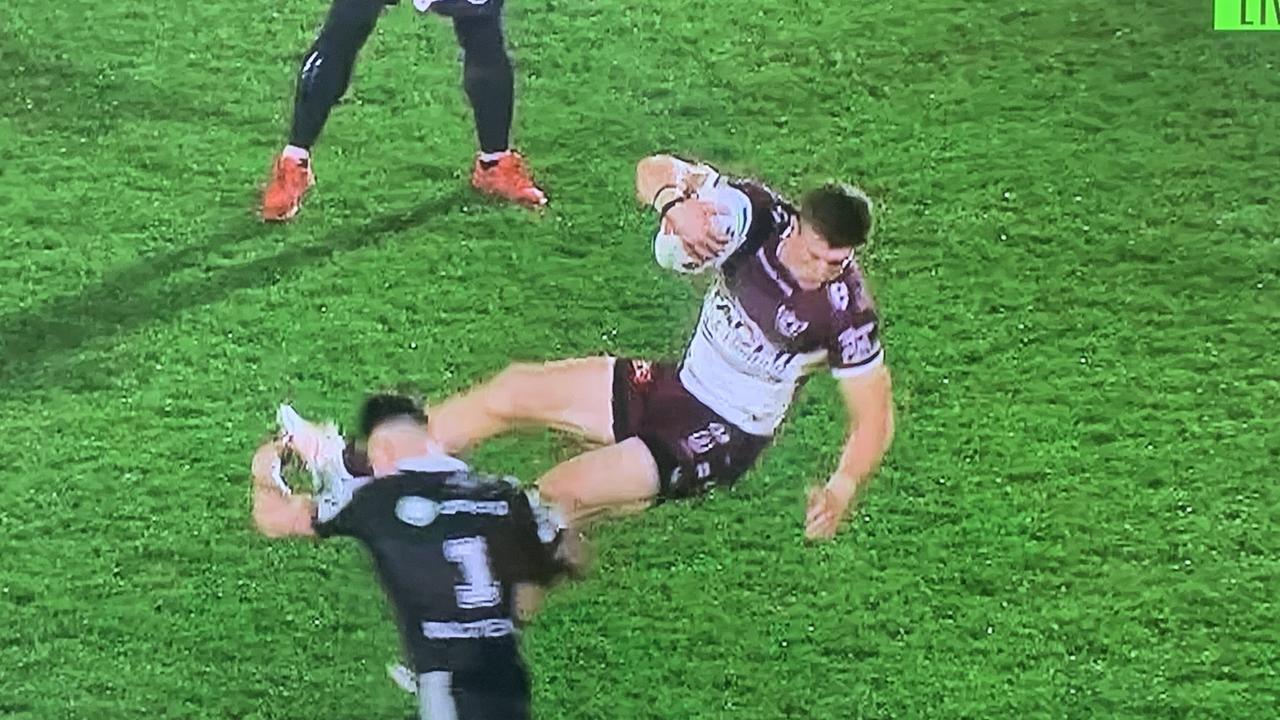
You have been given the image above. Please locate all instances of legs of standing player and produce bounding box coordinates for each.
[452,12,547,206]
[261,0,385,221]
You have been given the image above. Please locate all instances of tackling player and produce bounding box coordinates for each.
[250,394,584,719]
[260,0,546,222]
[425,154,896,541]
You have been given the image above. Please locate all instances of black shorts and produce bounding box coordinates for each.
[386,0,505,17]
[611,358,772,500]
[417,651,530,720]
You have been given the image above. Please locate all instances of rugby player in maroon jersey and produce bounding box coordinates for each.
[426,155,896,541]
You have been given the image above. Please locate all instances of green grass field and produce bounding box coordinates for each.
[2,0,1277,717]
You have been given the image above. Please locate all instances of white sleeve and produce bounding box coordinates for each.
[313,475,372,524]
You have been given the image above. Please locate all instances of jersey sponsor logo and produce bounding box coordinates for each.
[440,499,509,517]
[838,321,880,366]
[696,283,803,384]
[827,282,850,312]
[702,285,783,377]
[421,618,515,640]
[775,305,810,338]
[395,496,440,527]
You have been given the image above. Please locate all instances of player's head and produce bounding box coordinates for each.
[359,393,431,476]
[359,393,427,437]
[796,184,874,282]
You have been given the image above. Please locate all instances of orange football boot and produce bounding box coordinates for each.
[261,154,316,222]
[470,152,547,207]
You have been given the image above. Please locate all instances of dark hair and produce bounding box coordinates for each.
[800,184,874,249]
[358,393,427,438]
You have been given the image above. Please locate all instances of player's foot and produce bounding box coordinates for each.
[277,404,350,489]
[470,152,547,207]
[387,663,417,695]
[261,154,315,222]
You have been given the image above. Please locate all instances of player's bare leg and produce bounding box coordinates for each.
[507,445,655,623]
[427,357,616,455]
[536,437,660,525]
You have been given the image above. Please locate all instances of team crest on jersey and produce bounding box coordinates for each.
[775,305,810,338]
[395,496,440,527]
[827,282,850,312]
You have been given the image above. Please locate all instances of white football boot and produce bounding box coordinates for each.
[277,404,352,493]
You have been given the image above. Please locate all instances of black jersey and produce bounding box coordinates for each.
[312,456,567,672]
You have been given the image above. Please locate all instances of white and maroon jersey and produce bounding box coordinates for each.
[656,170,885,436]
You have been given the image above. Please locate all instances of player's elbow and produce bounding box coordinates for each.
[635,155,675,204]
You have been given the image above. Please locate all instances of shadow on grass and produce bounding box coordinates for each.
[0,29,222,141]
[0,193,469,391]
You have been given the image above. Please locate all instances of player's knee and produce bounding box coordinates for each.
[318,0,382,50]
[460,37,512,90]
[454,16,507,58]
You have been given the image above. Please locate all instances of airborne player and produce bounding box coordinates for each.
[425,154,896,541]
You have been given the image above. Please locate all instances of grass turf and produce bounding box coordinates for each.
[1,0,1277,717]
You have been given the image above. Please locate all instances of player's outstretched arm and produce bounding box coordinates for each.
[805,365,895,541]
[249,441,318,539]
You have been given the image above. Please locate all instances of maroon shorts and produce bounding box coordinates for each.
[611,359,772,500]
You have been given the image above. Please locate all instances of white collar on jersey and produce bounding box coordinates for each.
[395,453,469,474]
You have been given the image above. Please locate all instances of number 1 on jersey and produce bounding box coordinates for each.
[442,536,501,609]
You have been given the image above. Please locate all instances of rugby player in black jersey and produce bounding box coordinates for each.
[249,394,584,719]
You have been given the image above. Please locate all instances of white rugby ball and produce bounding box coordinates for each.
[654,232,711,273]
